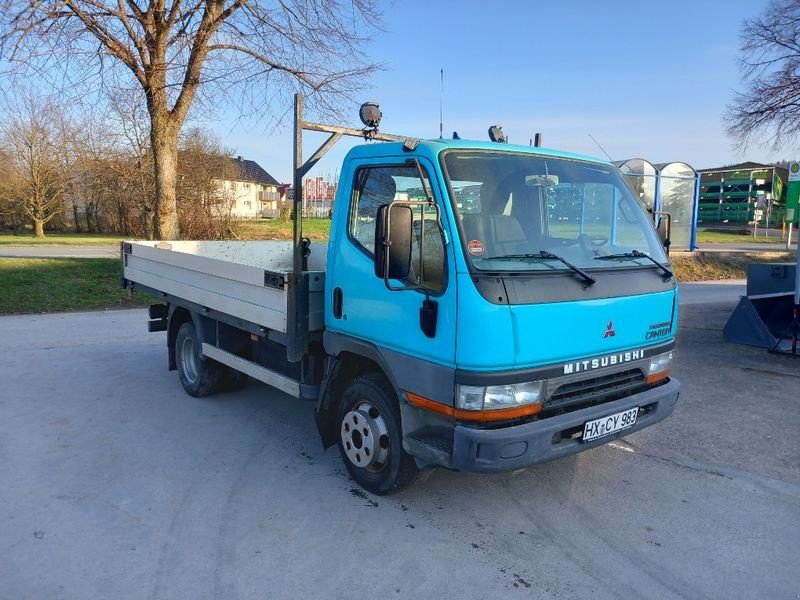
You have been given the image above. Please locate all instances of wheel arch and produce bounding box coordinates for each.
[167,306,217,371]
[315,333,405,449]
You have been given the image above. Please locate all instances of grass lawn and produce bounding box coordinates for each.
[670,251,796,281]
[0,258,150,314]
[234,218,331,241]
[0,220,335,245]
[695,229,786,244]
[0,233,128,246]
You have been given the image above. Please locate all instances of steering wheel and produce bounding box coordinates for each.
[583,234,608,247]
[578,233,608,254]
[555,234,609,248]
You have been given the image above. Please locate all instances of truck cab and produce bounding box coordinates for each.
[321,139,679,490]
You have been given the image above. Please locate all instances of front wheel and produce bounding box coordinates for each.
[336,374,419,495]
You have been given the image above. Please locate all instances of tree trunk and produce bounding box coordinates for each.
[71,199,81,233]
[86,204,95,232]
[151,119,180,240]
[34,218,44,237]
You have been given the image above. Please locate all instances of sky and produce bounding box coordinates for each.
[199,0,777,184]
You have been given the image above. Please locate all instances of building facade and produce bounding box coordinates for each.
[220,156,284,219]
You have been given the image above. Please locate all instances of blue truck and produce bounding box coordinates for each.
[122,95,679,494]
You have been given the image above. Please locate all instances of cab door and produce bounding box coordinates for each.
[325,158,456,371]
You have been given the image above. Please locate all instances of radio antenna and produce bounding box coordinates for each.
[588,133,613,161]
[439,68,444,139]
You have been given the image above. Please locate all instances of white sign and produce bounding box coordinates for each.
[583,407,638,442]
[789,162,800,182]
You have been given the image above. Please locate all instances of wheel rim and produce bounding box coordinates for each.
[180,335,199,384]
[340,400,390,473]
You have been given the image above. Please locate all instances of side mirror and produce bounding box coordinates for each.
[653,211,672,254]
[375,204,413,281]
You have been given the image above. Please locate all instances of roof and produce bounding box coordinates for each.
[344,138,611,166]
[226,156,280,186]
[177,151,281,186]
[697,161,776,173]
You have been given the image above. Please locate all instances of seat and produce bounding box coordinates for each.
[461,214,528,257]
[486,215,528,255]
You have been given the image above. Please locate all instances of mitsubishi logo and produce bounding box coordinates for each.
[603,321,616,338]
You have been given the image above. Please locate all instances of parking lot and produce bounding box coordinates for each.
[1,284,798,600]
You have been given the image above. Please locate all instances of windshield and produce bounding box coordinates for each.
[442,150,668,273]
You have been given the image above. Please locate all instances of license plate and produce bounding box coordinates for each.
[582,407,638,442]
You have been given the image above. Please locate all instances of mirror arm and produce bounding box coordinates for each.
[653,211,672,255]
[408,158,430,286]
[407,158,433,204]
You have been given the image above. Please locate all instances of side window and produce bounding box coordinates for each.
[350,167,398,254]
[349,165,446,291]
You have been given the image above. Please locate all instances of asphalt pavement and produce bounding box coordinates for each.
[0,282,797,599]
[678,280,745,304]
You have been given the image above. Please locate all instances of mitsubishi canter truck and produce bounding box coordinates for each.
[122,95,679,494]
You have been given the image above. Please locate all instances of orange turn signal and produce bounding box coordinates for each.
[645,369,671,385]
[406,392,542,422]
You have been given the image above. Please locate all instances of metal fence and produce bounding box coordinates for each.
[303,204,331,218]
[698,202,785,227]
[260,202,332,220]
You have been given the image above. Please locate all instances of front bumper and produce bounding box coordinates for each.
[402,378,680,473]
[451,378,679,472]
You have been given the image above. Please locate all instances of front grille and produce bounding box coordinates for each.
[546,368,645,412]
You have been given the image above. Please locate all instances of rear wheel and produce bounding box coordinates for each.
[175,322,221,397]
[221,367,249,392]
[336,374,418,495]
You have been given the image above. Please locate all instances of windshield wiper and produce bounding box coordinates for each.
[486,250,596,286]
[594,250,673,280]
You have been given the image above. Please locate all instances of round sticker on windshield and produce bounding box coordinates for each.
[467,240,485,256]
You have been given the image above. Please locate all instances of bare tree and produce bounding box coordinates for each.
[54,111,83,232]
[0,92,66,237]
[0,146,26,230]
[107,94,158,238]
[1,0,382,240]
[726,0,800,150]
[177,126,239,239]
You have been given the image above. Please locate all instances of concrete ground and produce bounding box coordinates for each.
[0,285,798,600]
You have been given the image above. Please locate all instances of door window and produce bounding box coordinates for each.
[349,165,446,291]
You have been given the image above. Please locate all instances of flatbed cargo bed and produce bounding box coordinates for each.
[122,240,326,334]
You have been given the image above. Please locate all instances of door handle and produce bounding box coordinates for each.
[333,287,343,319]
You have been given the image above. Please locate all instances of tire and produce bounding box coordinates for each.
[336,374,419,495]
[175,322,221,397]
[221,367,248,392]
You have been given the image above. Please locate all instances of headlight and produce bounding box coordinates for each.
[456,381,544,412]
[457,385,485,411]
[647,351,673,382]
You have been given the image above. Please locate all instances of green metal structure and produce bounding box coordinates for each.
[697,162,788,227]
